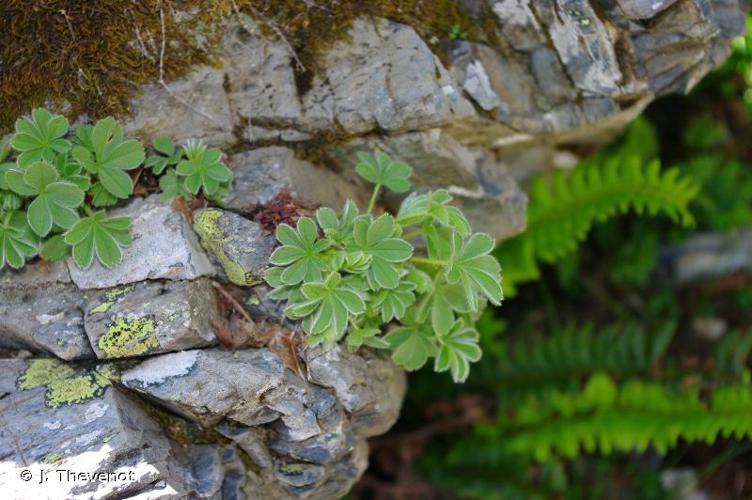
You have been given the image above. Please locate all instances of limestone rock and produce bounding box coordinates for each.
[68,196,216,289]
[0,267,92,360]
[83,279,220,359]
[124,64,235,147]
[223,146,369,211]
[0,358,240,499]
[193,208,276,287]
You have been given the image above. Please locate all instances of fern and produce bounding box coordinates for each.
[489,323,674,401]
[497,373,752,461]
[497,155,699,295]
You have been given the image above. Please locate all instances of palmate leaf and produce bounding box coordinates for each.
[386,322,438,371]
[369,280,416,322]
[446,232,502,311]
[5,162,84,236]
[287,272,366,347]
[355,151,412,193]
[269,217,331,285]
[0,212,38,269]
[71,117,145,199]
[64,211,132,269]
[159,169,192,202]
[347,324,390,352]
[434,320,482,383]
[145,136,183,175]
[54,153,91,191]
[397,189,471,235]
[316,200,359,243]
[415,280,471,336]
[351,214,412,290]
[11,109,71,167]
[176,139,232,196]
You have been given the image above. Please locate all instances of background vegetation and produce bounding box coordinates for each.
[354,14,752,500]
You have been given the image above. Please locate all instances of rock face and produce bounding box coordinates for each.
[120,1,746,242]
[1,2,747,499]
[1,196,405,500]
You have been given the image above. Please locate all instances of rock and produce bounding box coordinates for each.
[124,64,236,147]
[326,130,529,241]
[68,196,216,289]
[0,269,92,360]
[121,348,285,426]
[300,18,475,135]
[658,228,752,285]
[83,279,220,359]
[308,345,406,438]
[223,146,369,211]
[193,208,277,287]
[0,357,241,499]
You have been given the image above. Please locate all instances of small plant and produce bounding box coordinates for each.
[265,151,502,382]
[0,109,232,271]
[448,23,467,41]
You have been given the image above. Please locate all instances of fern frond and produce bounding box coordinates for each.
[492,323,674,399]
[503,373,752,461]
[496,156,699,295]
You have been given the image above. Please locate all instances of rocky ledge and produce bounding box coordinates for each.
[0,193,405,500]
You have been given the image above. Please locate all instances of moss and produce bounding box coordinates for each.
[17,359,76,390]
[89,285,135,315]
[193,208,259,286]
[98,317,158,358]
[43,451,65,464]
[1,1,481,131]
[17,359,112,408]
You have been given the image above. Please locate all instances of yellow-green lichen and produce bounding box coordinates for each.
[45,371,111,408]
[89,285,134,315]
[193,209,260,287]
[43,451,65,464]
[17,359,111,408]
[98,317,158,358]
[17,359,76,391]
[280,463,304,474]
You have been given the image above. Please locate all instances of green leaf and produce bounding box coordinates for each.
[370,280,416,322]
[316,200,359,242]
[434,320,482,383]
[145,136,183,175]
[386,324,437,371]
[11,109,71,167]
[0,212,38,269]
[355,151,412,193]
[40,234,70,262]
[175,139,232,196]
[89,182,119,207]
[445,232,503,310]
[347,324,390,352]
[397,190,470,235]
[71,117,144,199]
[6,162,84,237]
[159,168,192,202]
[269,217,330,285]
[350,214,412,290]
[64,211,132,269]
[287,272,366,347]
[54,153,91,191]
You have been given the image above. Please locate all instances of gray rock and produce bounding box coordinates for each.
[193,208,276,287]
[68,196,216,289]
[124,64,235,147]
[0,358,239,499]
[659,228,752,285]
[83,279,219,359]
[223,146,369,211]
[0,277,92,361]
[300,18,475,134]
[121,348,285,426]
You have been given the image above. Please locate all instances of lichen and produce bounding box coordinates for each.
[17,359,112,408]
[98,317,158,358]
[193,209,259,286]
[17,359,76,391]
[89,285,135,315]
[43,451,65,464]
[280,462,304,474]
[45,372,110,408]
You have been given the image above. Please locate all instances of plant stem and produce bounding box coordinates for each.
[83,205,94,216]
[402,229,422,240]
[366,184,381,214]
[411,256,448,266]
